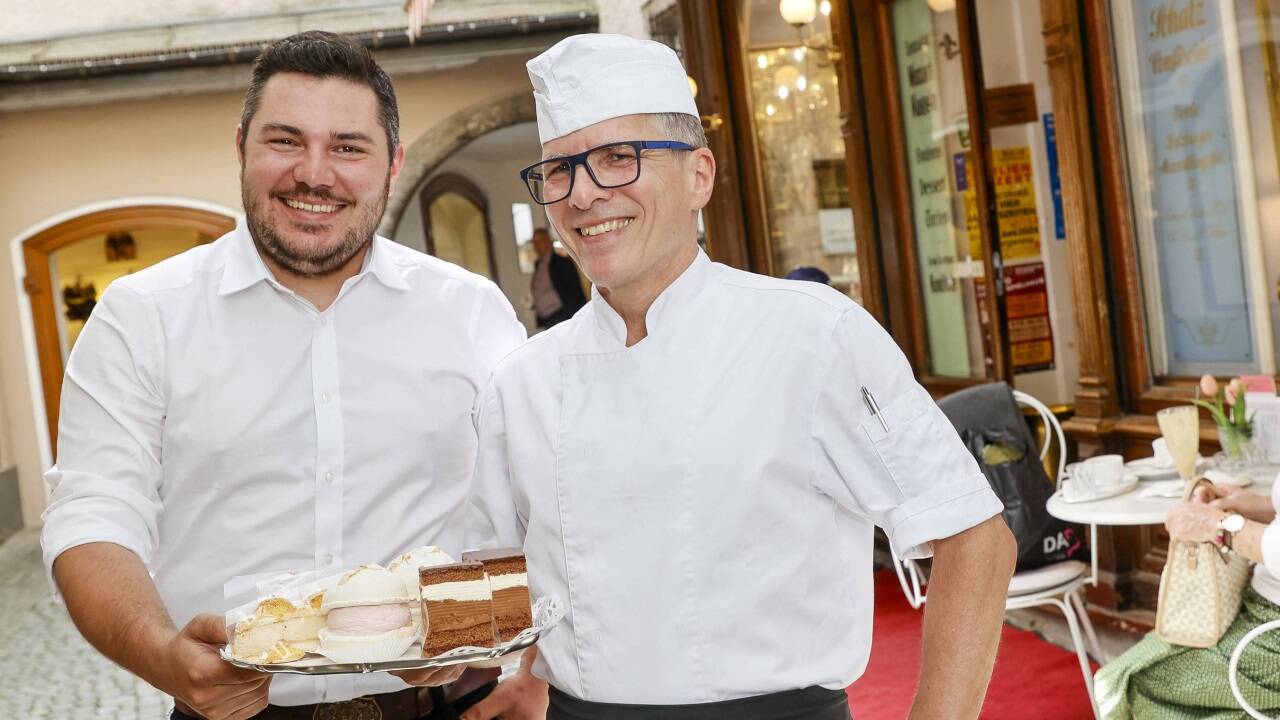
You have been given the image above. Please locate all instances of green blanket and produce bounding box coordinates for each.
[1096,585,1280,719]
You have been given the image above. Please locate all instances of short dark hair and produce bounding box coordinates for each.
[239,31,400,160]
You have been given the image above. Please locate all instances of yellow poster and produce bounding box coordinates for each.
[992,147,1041,261]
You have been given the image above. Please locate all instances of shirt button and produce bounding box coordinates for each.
[322,553,334,564]
[324,471,335,484]
[320,392,332,404]
[319,316,328,327]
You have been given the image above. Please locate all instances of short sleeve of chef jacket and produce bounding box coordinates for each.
[811,305,1004,560]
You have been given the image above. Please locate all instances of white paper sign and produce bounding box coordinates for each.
[818,208,856,255]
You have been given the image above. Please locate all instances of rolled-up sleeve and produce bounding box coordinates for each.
[40,281,167,597]
[811,306,1003,560]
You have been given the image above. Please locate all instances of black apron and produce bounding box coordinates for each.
[548,685,852,720]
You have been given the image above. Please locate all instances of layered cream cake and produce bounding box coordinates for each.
[462,548,532,642]
[419,561,494,656]
[387,546,455,629]
[230,593,325,663]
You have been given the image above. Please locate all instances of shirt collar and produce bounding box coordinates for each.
[217,223,410,296]
[591,248,711,346]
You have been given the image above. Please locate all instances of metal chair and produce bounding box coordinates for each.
[1230,618,1280,719]
[888,387,1103,718]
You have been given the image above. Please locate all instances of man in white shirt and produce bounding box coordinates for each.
[467,34,1017,720]
[40,32,532,720]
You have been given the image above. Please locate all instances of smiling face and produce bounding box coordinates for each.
[237,72,404,277]
[542,114,714,300]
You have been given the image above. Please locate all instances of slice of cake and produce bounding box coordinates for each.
[462,548,532,643]
[230,593,325,664]
[419,561,494,656]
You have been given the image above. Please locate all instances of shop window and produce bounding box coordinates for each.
[1110,0,1280,378]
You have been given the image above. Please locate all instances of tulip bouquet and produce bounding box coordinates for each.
[1195,375,1255,461]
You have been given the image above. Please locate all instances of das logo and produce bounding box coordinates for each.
[1043,527,1082,556]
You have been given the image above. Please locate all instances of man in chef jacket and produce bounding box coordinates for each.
[464,33,1017,720]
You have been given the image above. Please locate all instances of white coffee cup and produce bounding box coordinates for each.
[1075,454,1125,487]
[1151,437,1174,468]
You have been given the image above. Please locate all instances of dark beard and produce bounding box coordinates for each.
[242,176,389,277]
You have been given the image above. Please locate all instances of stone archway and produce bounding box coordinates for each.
[381,92,536,237]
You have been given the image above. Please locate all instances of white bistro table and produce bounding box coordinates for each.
[1047,473,1276,587]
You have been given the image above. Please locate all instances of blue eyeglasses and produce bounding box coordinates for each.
[519,140,695,205]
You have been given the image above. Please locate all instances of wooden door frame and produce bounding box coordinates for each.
[418,172,500,282]
[678,0,758,273]
[21,205,235,452]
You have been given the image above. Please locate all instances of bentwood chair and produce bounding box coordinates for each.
[888,384,1103,719]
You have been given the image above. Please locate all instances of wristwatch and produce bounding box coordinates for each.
[1217,513,1246,549]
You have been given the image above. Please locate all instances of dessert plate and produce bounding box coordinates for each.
[223,595,564,675]
[1058,473,1140,503]
[1124,456,1206,481]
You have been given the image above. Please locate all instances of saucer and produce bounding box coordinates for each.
[1059,473,1140,503]
[1124,456,1206,481]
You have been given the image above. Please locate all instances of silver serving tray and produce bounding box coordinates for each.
[221,595,563,676]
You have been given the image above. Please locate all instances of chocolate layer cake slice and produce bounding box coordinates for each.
[462,548,532,643]
[419,561,494,656]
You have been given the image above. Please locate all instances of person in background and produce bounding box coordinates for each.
[530,227,587,329]
[784,266,831,285]
[1096,480,1280,718]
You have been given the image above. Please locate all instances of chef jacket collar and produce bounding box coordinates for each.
[590,247,710,346]
[218,223,409,296]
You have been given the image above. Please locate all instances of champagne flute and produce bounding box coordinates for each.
[1157,405,1201,493]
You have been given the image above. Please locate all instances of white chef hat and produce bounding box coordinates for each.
[527,33,699,144]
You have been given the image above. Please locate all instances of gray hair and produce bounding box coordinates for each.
[650,112,708,149]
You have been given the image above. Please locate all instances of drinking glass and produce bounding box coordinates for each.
[1157,405,1201,492]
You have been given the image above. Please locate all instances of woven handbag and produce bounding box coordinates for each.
[1155,479,1253,648]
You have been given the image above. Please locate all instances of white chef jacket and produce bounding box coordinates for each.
[467,249,1003,704]
[41,222,526,706]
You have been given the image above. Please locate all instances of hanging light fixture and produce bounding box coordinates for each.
[778,0,839,66]
[778,0,817,26]
[926,0,956,12]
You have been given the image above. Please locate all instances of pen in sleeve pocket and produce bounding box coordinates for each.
[861,386,890,433]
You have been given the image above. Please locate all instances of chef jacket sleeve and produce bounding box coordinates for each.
[811,305,1003,560]
[466,381,527,551]
[40,282,167,598]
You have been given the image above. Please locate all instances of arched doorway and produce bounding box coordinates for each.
[21,204,235,450]
[419,174,498,281]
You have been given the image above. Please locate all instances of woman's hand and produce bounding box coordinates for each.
[1209,485,1277,524]
[1165,501,1225,543]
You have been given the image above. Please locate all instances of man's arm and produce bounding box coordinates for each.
[54,542,270,720]
[910,515,1016,720]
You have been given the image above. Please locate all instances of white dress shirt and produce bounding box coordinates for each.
[467,249,1003,704]
[41,222,526,706]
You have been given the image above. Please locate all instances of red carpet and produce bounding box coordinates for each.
[846,570,1099,719]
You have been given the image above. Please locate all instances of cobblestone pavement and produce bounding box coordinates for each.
[0,530,172,719]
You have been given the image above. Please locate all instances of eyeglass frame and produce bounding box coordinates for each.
[518,140,696,206]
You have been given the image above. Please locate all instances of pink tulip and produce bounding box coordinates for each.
[1225,382,1239,407]
[1200,375,1220,397]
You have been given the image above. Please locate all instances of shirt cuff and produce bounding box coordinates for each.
[884,473,1004,560]
[41,503,154,601]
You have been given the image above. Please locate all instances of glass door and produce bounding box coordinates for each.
[884,0,1008,382]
